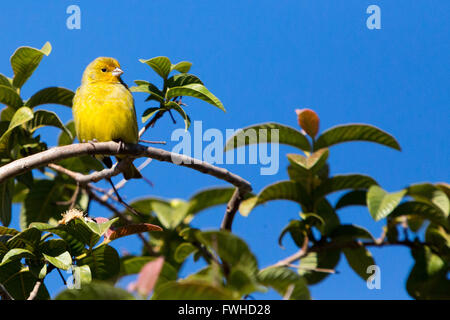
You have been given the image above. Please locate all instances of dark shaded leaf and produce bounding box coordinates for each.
[0,85,23,109]
[225,122,310,152]
[56,281,134,300]
[314,124,401,151]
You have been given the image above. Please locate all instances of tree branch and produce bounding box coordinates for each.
[0,142,252,193]
[221,188,245,231]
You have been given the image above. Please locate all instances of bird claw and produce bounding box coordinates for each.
[116,140,125,153]
[87,139,98,149]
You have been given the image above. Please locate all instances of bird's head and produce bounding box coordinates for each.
[81,57,124,84]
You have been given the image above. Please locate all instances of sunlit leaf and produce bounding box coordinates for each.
[11,42,52,89]
[367,185,406,221]
[166,83,225,111]
[43,251,72,270]
[25,87,74,108]
[171,61,192,73]
[258,267,310,300]
[0,106,34,150]
[139,56,171,79]
[0,248,34,266]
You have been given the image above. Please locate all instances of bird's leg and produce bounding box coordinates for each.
[106,177,145,219]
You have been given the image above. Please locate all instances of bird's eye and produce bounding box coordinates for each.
[101,68,107,72]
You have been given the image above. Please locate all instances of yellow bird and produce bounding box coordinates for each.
[72,57,142,180]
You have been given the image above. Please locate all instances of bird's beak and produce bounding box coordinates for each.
[111,67,124,77]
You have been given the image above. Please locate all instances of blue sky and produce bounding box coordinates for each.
[1,1,449,299]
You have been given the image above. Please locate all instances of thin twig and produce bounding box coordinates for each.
[100,158,153,202]
[0,283,13,300]
[86,187,156,255]
[27,280,42,300]
[139,140,166,145]
[221,188,245,231]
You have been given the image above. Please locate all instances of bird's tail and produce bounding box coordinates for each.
[121,161,142,180]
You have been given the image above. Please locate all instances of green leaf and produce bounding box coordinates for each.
[171,61,192,73]
[0,85,24,109]
[406,245,450,299]
[165,101,191,131]
[174,243,198,263]
[257,267,310,300]
[119,256,154,276]
[0,106,34,150]
[0,269,50,300]
[390,201,449,229]
[239,181,310,216]
[407,183,449,216]
[43,251,72,270]
[25,87,74,108]
[1,106,16,121]
[228,266,266,296]
[166,83,225,112]
[367,186,406,221]
[78,245,120,281]
[316,174,378,197]
[29,109,73,138]
[1,248,34,266]
[278,220,306,248]
[85,217,119,237]
[152,200,189,229]
[11,42,52,89]
[300,250,341,284]
[56,281,134,300]
[72,264,92,286]
[141,107,163,123]
[20,179,69,228]
[0,226,19,236]
[57,120,75,146]
[335,190,367,210]
[0,179,14,226]
[329,224,375,242]
[343,242,375,281]
[315,198,340,236]
[139,56,172,79]
[224,122,310,152]
[0,74,13,88]
[197,231,258,275]
[166,73,203,87]
[314,124,401,151]
[153,280,238,300]
[6,227,41,251]
[119,256,177,291]
[187,187,236,216]
[130,80,164,102]
[287,148,329,175]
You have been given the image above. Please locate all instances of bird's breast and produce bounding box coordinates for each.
[73,82,138,144]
